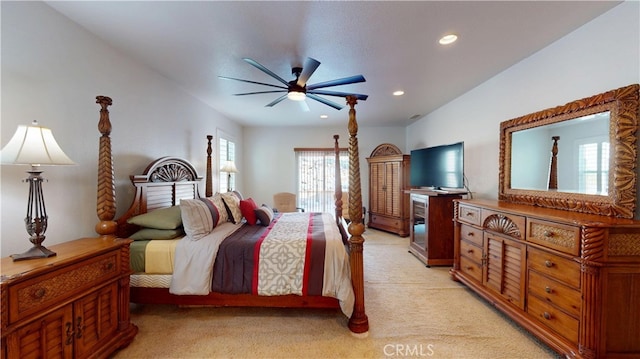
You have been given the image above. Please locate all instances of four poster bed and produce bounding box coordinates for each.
[93,96,368,334]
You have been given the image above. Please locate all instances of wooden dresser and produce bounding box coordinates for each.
[1,237,138,359]
[367,143,411,237]
[451,199,640,358]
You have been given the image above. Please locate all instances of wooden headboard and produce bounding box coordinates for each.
[115,157,202,238]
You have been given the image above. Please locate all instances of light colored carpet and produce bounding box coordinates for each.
[114,228,560,359]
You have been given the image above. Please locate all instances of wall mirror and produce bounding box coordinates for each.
[499,84,639,218]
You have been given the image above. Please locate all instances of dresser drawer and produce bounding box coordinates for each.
[527,219,580,256]
[527,294,579,344]
[460,239,483,264]
[527,247,580,288]
[8,251,120,323]
[528,270,581,318]
[458,204,481,226]
[460,224,483,247]
[370,214,401,229]
[459,255,483,282]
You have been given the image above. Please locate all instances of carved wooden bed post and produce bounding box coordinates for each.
[95,96,117,237]
[206,135,214,197]
[334,134,344,221]
[345,95,369,334]
[548,136,559,190]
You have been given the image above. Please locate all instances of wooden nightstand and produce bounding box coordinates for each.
[1,237,138,359]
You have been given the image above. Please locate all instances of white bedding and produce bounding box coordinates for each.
[169,221,242,295]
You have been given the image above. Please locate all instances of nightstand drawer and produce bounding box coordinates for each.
[527,247,580,288]
[459,255,482,282]
[8,251,120,323]
[460,224,483,247]
[528,270,581,318]
[458,204,481,226]
[527,219,579,256]
[528,294,579,344]
[460,239,483,264]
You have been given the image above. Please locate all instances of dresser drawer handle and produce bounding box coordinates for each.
[465,212,474,217]
[104,262,114,271]
[33,288,46,299]
[65,322,74,345]
[543,312,552,320]
[467,249,474,254]
[545,286,553,293]
[545,260,554,268]
[467,232,474,236]
[76,316,83,339]
[543,230,555,238]
[465,266,473,270]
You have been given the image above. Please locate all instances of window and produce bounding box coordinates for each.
[219,136,236,193]
[577,138,609,195]
[295,148,348,213]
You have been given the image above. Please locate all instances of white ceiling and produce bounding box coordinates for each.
[46,1,619,127]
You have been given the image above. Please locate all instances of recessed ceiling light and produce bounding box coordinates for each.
[320,114,328,119]
[439,34,458,45]
[393,90,405,96]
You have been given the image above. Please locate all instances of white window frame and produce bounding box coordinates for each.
[217,130,237,193]
[576,136,609,195]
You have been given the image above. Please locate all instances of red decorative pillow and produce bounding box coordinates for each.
[239,198,259,225]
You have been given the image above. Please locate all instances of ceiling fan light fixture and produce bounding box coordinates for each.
[287,91,306,101]
[439,34,458,45]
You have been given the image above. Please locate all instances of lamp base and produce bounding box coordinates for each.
[11,245,57,261]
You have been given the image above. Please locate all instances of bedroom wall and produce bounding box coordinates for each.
[406,0,640,218]
[1,2,242,256]
[242,126,406,211]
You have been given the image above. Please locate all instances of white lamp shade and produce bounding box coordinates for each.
[0,122,75,166]
[220,161,238,173]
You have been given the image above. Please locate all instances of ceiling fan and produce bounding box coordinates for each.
[219,57,368,111]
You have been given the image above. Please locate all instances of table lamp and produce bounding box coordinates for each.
[1,120,76,261]
[220,160,238,192]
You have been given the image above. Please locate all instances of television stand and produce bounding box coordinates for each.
[408,190,463,266]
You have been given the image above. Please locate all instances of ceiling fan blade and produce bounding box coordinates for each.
[265,94,288,107]
[307,75,366,90]
[219,76,287,90]
[307,89,368,101]
[233,90,286,96]
[306,94,344,110]
[243,58,290,86]
[299,100,310,112]
[297,57,321,87]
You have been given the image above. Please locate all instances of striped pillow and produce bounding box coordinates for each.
[179,198,221,240]
[208,193,229,223]
[254,205,274,226]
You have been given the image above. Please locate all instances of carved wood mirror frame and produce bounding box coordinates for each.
[499,84,639,218]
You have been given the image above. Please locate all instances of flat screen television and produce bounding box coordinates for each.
[410,141,464,189]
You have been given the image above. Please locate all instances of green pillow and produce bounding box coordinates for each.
[129,228,184,240]
[126,206,182,229]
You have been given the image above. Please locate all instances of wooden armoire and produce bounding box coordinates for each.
[367,143,410,237]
